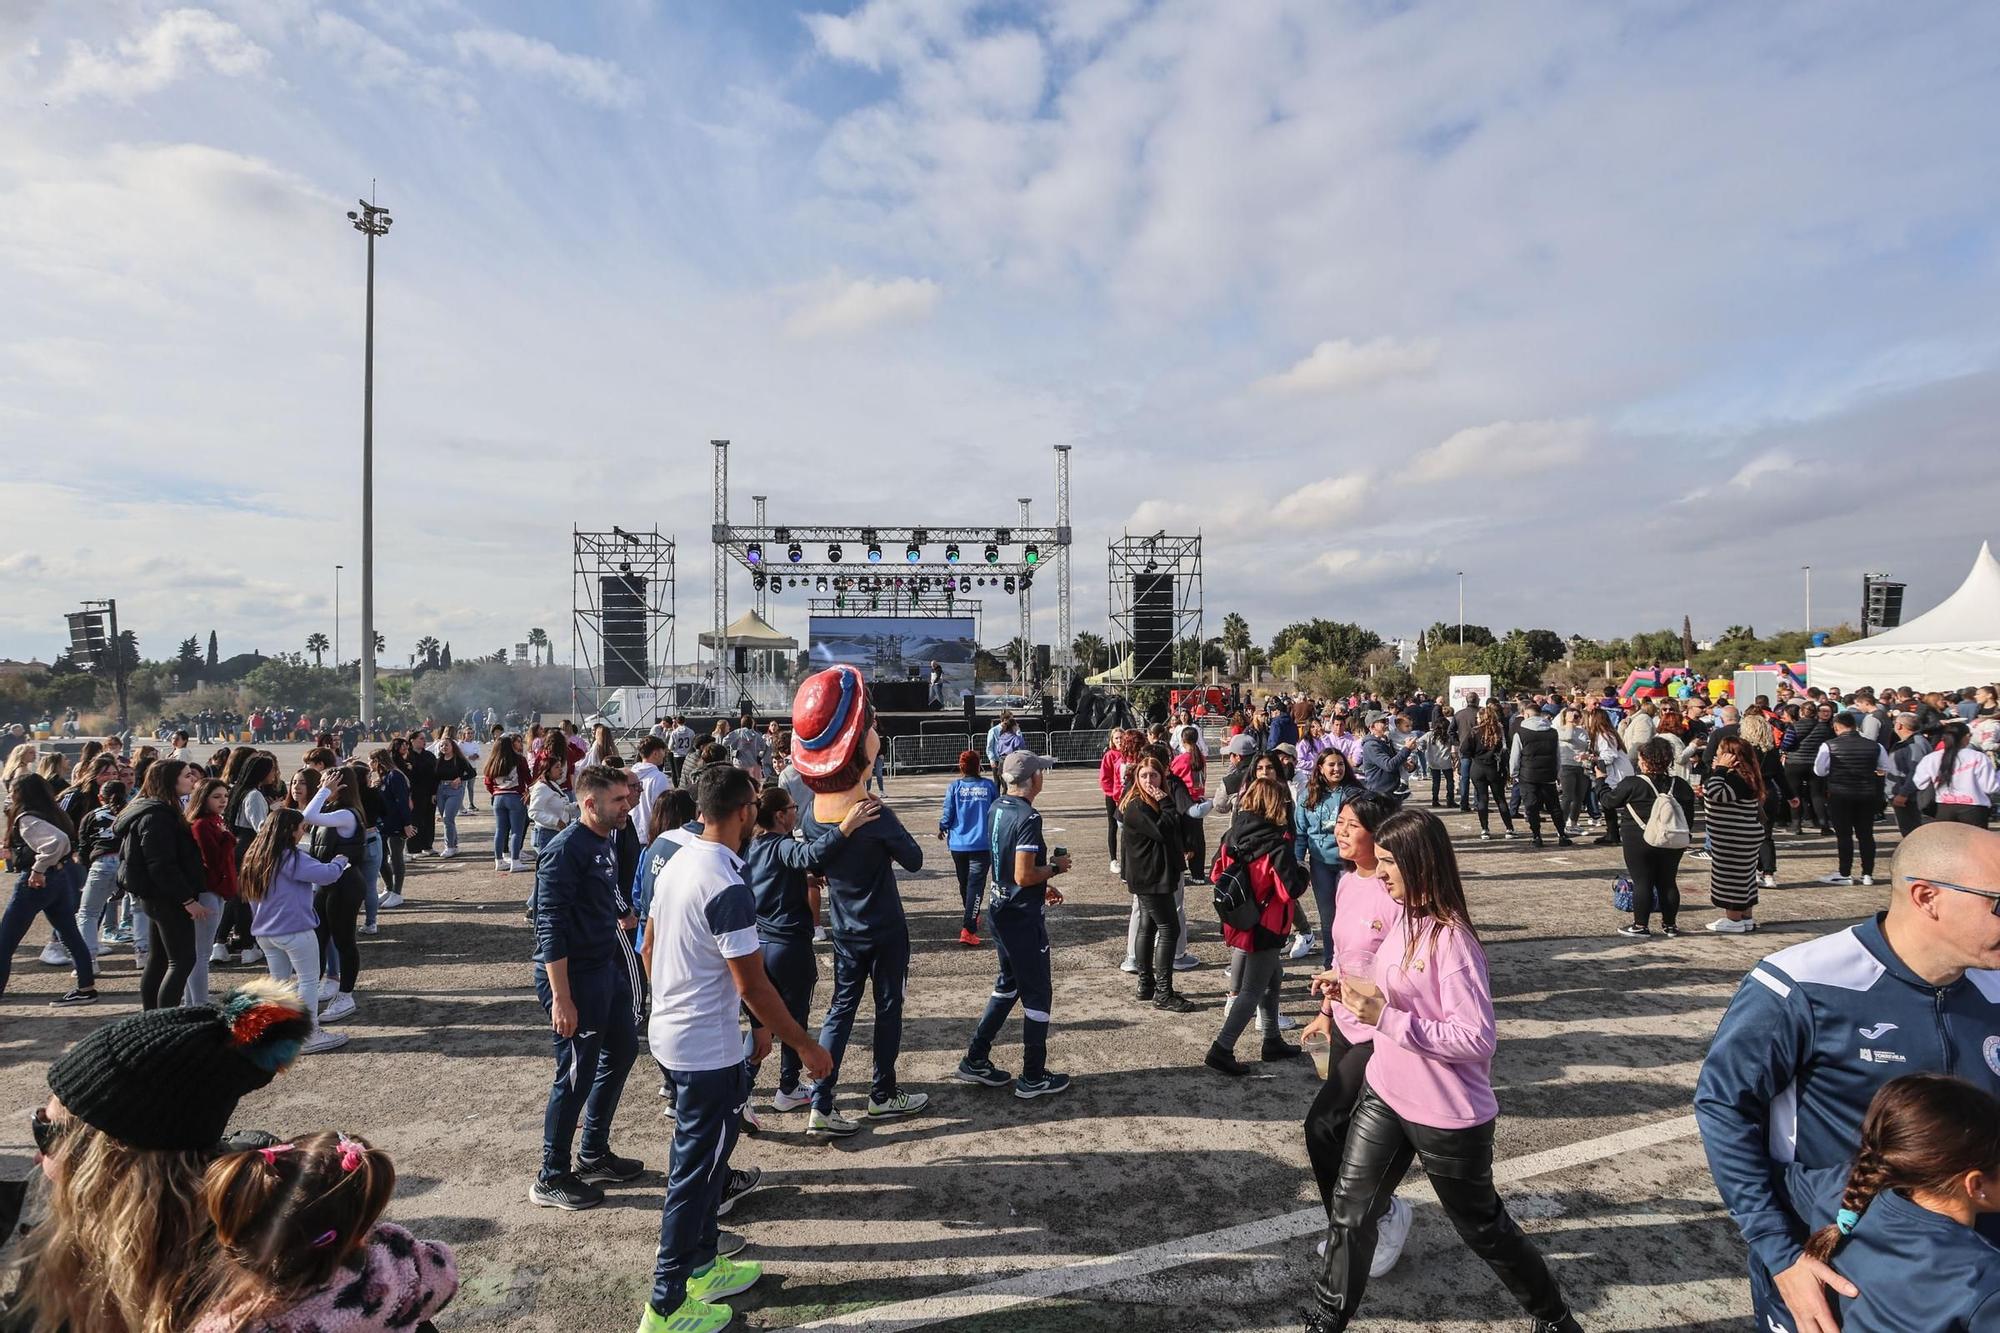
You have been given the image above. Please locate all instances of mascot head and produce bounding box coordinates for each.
[790,664,879,795]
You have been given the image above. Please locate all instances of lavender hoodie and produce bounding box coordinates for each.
[249,845,348,938]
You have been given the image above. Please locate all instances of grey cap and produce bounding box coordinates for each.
[1001,751,1056,784]
[1225,734,1258,757]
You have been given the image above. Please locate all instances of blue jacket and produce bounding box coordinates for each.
[631,820,702,945]
[1294,782,1358,867]
[1265,712,1300,750]
[1786,1160,2000,1331]
[939,777,999,853]
[531,821,623,972]
[1357,734,1411,796]
[1694,913,2000,1277]
[375,768,411,835]
[799,802,923,939]
[745,824,844,943]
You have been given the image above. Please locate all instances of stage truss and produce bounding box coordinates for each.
[707,440,1074,704]
[1108,531,1202,686]
[570,526,675,725]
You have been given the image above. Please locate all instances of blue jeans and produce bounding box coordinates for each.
[360,830,383,929]
[0,865,93,994]
[436,781,465,851]
[1458,757,1473,807]
[1308,855,1341,968]
[76,855,120,955]
[761,935,818,1095]
[649,1063,750,1315]
[966,906,1051,1080]
[534,962,639,1181]
[813,929,909,1112]
[493,792,527,862]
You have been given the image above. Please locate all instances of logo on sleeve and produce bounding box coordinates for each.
[1857,1022,1898,1040]
[1984,1035,2000,1078]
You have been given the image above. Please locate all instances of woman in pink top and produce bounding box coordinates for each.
[1307,808,1580,1333]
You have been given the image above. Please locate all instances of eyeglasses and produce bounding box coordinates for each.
[1907,876,2000,917]
[30,1107,68,1155]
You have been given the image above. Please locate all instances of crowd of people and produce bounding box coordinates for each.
[4,664,1998,1332]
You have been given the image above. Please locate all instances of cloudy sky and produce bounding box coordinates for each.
[4,0,1998,670]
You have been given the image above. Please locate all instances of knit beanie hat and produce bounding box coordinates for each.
[47,978,312,1152]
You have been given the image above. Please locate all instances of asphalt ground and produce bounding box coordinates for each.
[1,762,1895,1332]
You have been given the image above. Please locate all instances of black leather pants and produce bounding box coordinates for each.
[1314,1086,1570,1326]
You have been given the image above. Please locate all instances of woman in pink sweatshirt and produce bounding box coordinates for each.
[1307,807,1581,1333]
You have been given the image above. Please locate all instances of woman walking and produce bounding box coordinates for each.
[239,806,352,1053]
[484,735,532,873]
[432,734,475,857]
[187,776,248,1000]
[1594,738,1695,938]
[1296,748,1361,967]
[1554,707,1592,833]
[1703,736,1769,934]
[1207,778,1306,1076]
[1465,706,1515,840]
[1307,807,1583,1333]
[1118,754,1195,1014]
[0,773,97,1005]
[114,759,213,1008]
[938,751,998,946]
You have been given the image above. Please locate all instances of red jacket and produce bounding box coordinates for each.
[1098,748,1125,800]
[190,813,240,899]
[1212,817,1304,951]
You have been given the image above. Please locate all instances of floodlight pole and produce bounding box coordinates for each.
[348,195,392,726]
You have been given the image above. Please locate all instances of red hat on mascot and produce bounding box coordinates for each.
[790,664,871,784]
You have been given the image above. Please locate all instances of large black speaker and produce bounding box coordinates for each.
[871,680,930,712]
[1033,643,1051,683]
[65,611,108,667]
[1131,574,1174,680]
[600,574,648,688]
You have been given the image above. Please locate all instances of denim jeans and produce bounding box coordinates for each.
[1216,946,1282,1052]
[76,854,121,956]
[535,962,638,1180]
[649,1062,750,1316]
[0,865,94,995]
[813,929,910,1112]
[492,792,528,862]
[257,928,321,1020]
[360,830,383,929]
[1308,856,1341,967]
[436,781,465,851]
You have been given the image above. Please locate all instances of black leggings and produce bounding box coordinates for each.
[1827,795,1879,877]
[1182,815,1206,876]
[1620,840,1684,929]
[315,878,364,994]
[1104,796,1121,861]
[381,833,407,894]
[1303,1029,1375,1217]
[1430,766,1456,805]
[1469,771,1512,832]
[1559,768,1591,831]
[140,900,198,1009]
[1132,891,1180,991]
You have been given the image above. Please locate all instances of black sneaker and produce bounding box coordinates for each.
[51,987,98,1007]
[714,1166,764,1217]
[529,1173,604,1211]
[1013,1071,1071,1099]
[953,1058,1013,1087]
[1616,924,1651,939]
[1135,984,1156,1003]
[1531,1313,1584,1333]
[576,1151,646,1184]
[717,1229,747,1258]
[1205,1042,1250,1076]
[1662,924,1682,938]
[1260,1036,1302,1062]
[1152,991,1195,1014]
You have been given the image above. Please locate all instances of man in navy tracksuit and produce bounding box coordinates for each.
[954,750,1072,1099]
[530,765,647,1211]
[1695,822,2000,1333]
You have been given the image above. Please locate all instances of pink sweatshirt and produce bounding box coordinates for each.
[1359,918,1498,1129]
[189,1222,457,1333]
[1323,869,1400,1046]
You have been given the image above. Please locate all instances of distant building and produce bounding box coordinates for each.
[0,658,49,677]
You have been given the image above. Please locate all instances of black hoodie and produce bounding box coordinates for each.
[112,796,205,907]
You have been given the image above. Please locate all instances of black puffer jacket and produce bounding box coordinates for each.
[1118,797,1185,895]
[112,796,206,907]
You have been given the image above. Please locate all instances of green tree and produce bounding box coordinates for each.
[206,631,219,668]
[305,633,330,667]
[370,629,386,656]
[415,636,441,667]
[527,627,550,665]
[1512,629,1566,664]
[1220,612,1252,676]
[1071,631,1108,673]
[175,636,202,685]
[1412,644,1486,697]
[1478,637,1540,696]
[1270,619,1383,671]
[1425,621,1495,650]
[440,642,453,669]
[240,659,359,719]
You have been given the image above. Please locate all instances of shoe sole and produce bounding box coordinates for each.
[865,1104,927,1120]
[715,1185,763,1216]
[770,1097,813,1112]
[528,1185,602,1211]
[808,1123,861,1137]
[1014,1080,1070,1099]
[576,1164,645,1184]
[51,996,99,1007]
[690,1272,760,1301]
[951,1070,1012,1087]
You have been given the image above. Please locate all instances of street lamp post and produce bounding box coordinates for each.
[347,196,392,725]
[1457,571,1465,646]
[333,564,343,666]
[1802,564,1813,635]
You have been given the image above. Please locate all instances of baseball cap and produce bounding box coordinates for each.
[1001,751,1055,784]
[1225,734,1258,757]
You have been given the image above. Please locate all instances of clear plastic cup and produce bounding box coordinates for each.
[1301,1030,1331,1080]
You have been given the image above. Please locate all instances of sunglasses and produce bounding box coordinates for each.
[1907,876,2000,918]
[30,1107,68,1156]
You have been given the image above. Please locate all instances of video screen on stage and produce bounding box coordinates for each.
[807,616,978,698]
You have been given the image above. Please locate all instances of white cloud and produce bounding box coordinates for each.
[1310,547,1430,582]
[45,7,269,103]
[783,274,941,338]
[1408,419,1595,483]
[1254,337,1441,395]
[451,28,640,108]
[1675,449,1797,505]
[313,11,477,116]
[1124,471,1372,540]
[1271,473,1372,528]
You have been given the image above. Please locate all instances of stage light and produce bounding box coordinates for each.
[815,576,828,592]
[1024,543,1039,565]
[1144,559,1159,573]
[958,576,971,592]
[787,542,803,564]
[752,573,765,590]
[983,543,999,564]
[1021,570,1034,589]
[905,542,921,563]
[1004,577,1017,594]
[788,577,799,586]
[770,579,781,595]
[945,543,961,563]
[829,543,844,563]
[746,542,762,565]
[861,528,878,544]
[867,543,882,562]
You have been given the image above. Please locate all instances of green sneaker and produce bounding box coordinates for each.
[686,1256,763,1303]
[635,1296,731,1333]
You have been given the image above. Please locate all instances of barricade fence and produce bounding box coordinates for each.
[883,724,1220,774]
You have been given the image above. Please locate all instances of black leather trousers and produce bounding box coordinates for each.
[1313,1086,1570,1326]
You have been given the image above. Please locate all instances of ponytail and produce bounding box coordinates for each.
[1802,1139,1893,1263]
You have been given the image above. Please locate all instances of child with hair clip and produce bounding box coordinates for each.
[192,1130,459,1332]
[1789,1073,2000,1332]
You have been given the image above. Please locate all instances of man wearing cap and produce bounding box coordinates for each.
[954,750,1072,1098]
[790,666,929,1137]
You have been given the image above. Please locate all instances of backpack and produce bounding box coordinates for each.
[1209,840,1261,930]
[1641,777,1690,849]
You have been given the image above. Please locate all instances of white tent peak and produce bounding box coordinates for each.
[1860,540,2000,647]
[1804,540,2000,693]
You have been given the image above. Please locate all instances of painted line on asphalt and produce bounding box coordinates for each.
[791,1113,1702,1330]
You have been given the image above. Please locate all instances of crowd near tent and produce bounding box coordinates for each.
[1805,542,2000,693]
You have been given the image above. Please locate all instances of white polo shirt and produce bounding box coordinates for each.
[647,835,762,1071]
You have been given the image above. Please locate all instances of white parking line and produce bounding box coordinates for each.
[792,1114,1702,1330]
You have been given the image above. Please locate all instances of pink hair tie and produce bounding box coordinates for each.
[336,1134,363,1173]
[311,1229,339,1248]
[257,1144,295,1167]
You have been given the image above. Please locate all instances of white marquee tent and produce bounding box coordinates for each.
[1805,542,2000,693]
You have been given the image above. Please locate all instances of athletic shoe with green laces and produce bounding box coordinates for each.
[865,1090,930,1119]
[635,1295,731,1333]
[686,1256,763,1302]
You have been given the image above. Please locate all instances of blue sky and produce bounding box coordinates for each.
[2,0,1997,669]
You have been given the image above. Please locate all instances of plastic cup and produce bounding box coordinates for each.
[1301,1030,1331,1080]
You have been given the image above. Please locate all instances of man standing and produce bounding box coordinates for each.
[1508,708,1572,848]
[1812,712,1894,887]
[1451,692,1482,812]
[955,750,1072,1098]
[638,765,835,1333]
[630,737,672,843]
[667,715,697,785]
[1694,824,2000,1333]
[1357,716,1417,804]
[529,765,646,1213]
[1883,712,1930,837]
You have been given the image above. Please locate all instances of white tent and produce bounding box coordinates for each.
[1805,542,2000,693]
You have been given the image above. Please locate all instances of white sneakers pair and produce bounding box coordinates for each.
[320,992,358,1022]
[1315,1196,1413,1278]
[302,1028,349,1054]
[1705,917,1758,934]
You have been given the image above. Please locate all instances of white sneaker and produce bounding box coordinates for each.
[509,859,529,873]
[320,992,357,1022]
[379,892,404,909]
[301,1028,350,1054]
[238,946,264,966]
[1860,874,1875,886]
[1108,860,1120,875]
[209,943,232,964]
[866,1091,929,1119]
[1759,873,1777,889]
[1119,958,1140,975]
[812,926,830,943]
[1479,831,1494,841]
[771,1087,813,1112]
[1275,1013,1297,1031]
[40,941,71,966]
[1285,933,1313,960]
[440,848,457,859]
[496,858,511,872]
[741,1104,763,1133]
[1370,1197,1414,1277]
[1820,874,1855,886]
[361,922,379,935]
[1705,917,1752,934]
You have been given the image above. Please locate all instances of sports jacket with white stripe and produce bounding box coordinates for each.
[1694,912,2000,1278]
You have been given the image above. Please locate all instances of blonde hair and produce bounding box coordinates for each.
[0,744,38,785]
[12,1123,218,1333]
[1739,713,1775,752]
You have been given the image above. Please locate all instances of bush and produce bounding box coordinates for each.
[407,662,576,726]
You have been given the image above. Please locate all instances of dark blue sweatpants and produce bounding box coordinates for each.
[813,929,909,1113]
[965,905,1050,1080]
[534,962,638,1182]
[650,1062,750,1315]
[761,933,818,1096]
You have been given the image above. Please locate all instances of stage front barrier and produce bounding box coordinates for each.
[881,728,1112,774]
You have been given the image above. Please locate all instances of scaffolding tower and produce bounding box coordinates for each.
[570,526,675,727]
[1108,531,1202,685]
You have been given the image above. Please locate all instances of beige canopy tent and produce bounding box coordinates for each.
[1805,541,2000,693]
[696,610,798,651]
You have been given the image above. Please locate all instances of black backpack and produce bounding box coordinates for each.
[1210,839,1261,930]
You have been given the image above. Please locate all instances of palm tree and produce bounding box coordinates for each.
[1220,612,1251,677]
[305,632,330,667]
[415,636,441,667]
[527,626,550,665]
[370,629,385,655]
[1071,631,1108,673]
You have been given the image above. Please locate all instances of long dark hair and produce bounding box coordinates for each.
[1375,807,1480,966]
[224,754,278,827]
[1803,1074,2000,1263]
[139,758,192,804]
[1933,721,1972,794]
[238,808,307,903]
[5,773,75,850]
[482,735,524,782]
[1304,748,1355,808]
